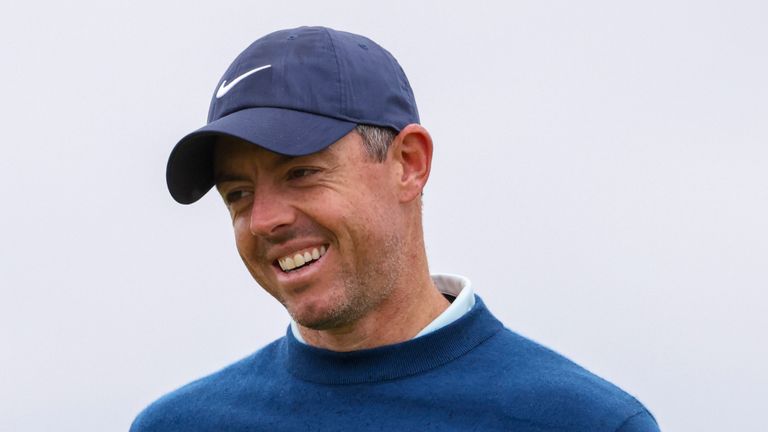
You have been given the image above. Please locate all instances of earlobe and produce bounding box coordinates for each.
[393,124,433,202]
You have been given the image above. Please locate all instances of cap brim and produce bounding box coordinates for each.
[166,107,357,204]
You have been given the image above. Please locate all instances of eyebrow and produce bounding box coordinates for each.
[214,173,249,185]
[214,152,331,186]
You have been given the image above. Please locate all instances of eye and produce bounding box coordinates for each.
[225,189,252,204]
[287,167,319,180]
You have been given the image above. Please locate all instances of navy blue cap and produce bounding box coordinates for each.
[166,26,420,204]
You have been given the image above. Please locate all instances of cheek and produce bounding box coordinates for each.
[232,224,275,288]
[232,214,249,236]
[232,217,258,260]
[343,199,398,251]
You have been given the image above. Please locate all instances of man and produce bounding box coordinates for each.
[132,26,659,431]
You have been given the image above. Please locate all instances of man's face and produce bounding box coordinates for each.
[213,132,404,330]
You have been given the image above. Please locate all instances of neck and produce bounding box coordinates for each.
[298,266,449,352]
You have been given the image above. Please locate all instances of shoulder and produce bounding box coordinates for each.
[129,338,285,432]
[458,328,660,432]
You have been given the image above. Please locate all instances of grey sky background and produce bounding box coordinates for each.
[1,1,766,431]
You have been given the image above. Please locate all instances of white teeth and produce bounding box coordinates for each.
[283,257,295,270]
[278,245,328,272]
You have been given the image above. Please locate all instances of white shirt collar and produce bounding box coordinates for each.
[290,274,475,344]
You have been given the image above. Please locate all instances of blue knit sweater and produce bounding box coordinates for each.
[131,297,659,431]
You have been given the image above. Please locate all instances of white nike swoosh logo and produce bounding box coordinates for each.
[215,64,272,98]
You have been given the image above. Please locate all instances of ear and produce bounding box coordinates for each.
[390,124,433,203]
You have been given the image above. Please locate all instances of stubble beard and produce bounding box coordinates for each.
[291,232,405,331]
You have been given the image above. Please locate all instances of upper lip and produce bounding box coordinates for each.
[266,240,329,263]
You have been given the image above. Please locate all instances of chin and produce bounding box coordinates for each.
[289,295,363,331]
[292,310,345,331]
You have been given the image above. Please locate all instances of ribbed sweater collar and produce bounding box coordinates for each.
[279,296,503,384]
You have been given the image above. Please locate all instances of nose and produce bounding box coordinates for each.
[248,186,296,237]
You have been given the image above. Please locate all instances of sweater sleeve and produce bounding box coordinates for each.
[615,410,660,432]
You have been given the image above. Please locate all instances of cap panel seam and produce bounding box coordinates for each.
[323,27,346,120]
[384,51,417,126]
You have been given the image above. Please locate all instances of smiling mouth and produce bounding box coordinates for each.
[276,245,328,272]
